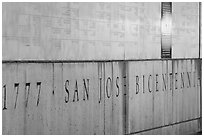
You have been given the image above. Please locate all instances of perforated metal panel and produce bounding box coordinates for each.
[161,2,172,58]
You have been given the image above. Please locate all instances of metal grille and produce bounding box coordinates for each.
[162,2,172,16]
[161,2,172,58]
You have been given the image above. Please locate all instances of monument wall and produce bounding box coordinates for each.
[2,2,201,135]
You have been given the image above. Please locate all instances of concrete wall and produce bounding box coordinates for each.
[127,59,201,134]
[2,59,201,134]
[2,2,200,60]
[2,2,201,135]
[172,2,200,58]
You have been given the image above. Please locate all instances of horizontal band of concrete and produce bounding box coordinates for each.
[2,59,201,134]
[2,58,202,64]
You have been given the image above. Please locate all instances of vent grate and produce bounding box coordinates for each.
[161,2,172,58]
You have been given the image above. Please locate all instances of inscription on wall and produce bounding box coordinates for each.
[2,60,201,110]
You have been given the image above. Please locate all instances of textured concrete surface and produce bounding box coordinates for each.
[2,2,200,60]
[2,2,201,135]
[2,59,201,134]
